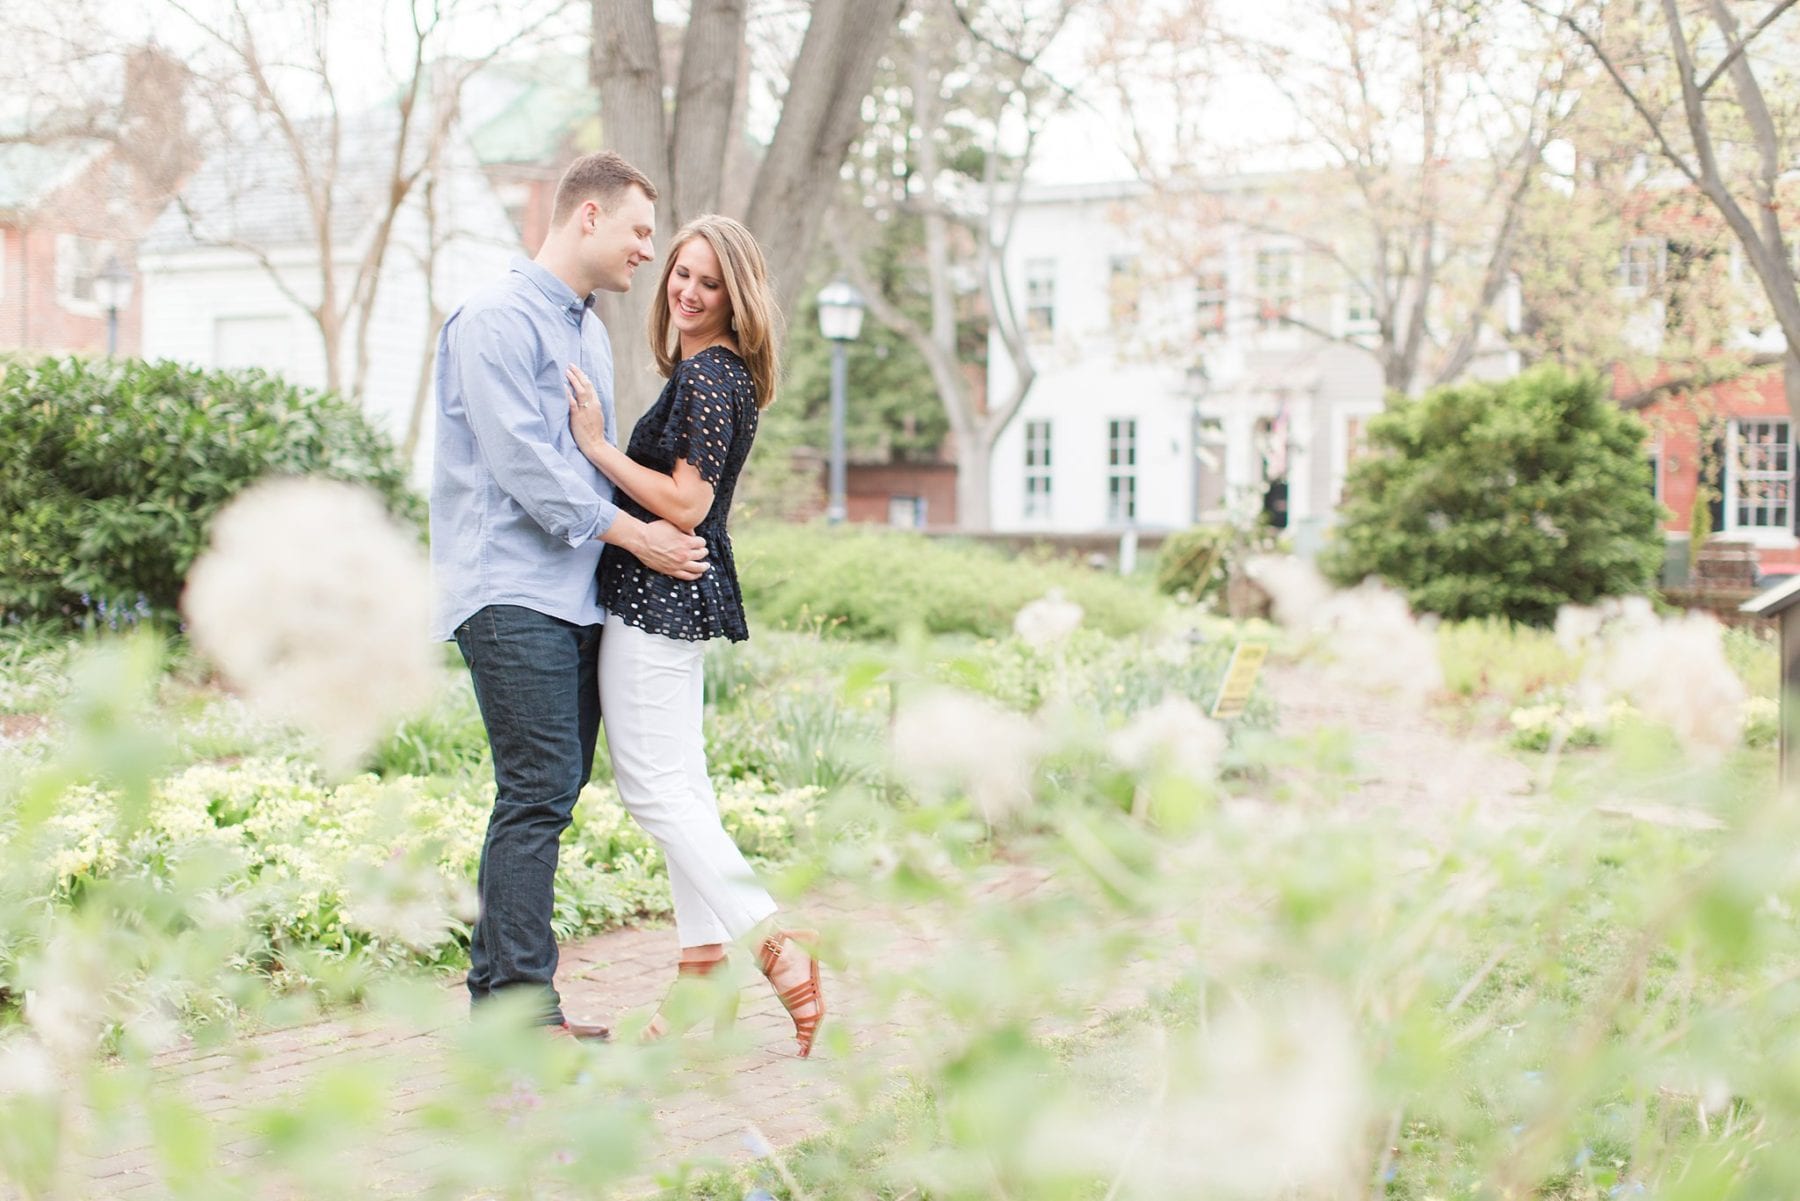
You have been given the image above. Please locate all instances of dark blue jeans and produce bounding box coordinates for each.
[455,604,600,1025]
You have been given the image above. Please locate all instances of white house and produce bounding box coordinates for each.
[986,179,1522,549]
[139,107,518,479]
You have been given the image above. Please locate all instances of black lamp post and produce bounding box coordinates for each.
[94,255,134,357]
[816,278,866,524]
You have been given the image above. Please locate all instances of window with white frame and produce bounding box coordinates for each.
[55,234,109,309]
[1194,266,1227,339]
[1617,237,1666,290]
[1108,255,1140,329]
[1254,247,1296,331]
[1023,419,1053,519]
[1728,418,1793,532]
[1106,418,1137,524]
[1341,287,1378,337]
[1025,257,1056,337]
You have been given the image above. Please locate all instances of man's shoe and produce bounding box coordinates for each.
[552,1018,612,1041]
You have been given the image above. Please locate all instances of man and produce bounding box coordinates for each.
[430,151,706,1036]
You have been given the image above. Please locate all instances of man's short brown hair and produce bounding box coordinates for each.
[551,151,657,225]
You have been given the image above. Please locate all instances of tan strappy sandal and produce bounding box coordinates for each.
[642,954,738,1041]
[758,929,825,1058]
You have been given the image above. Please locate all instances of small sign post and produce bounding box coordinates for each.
[1742,578,1800,788]
[1210,641,1269,720]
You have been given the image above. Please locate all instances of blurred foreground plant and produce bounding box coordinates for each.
[5,561,1798,1201]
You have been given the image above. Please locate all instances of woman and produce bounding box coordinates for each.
[566,214,823,1057]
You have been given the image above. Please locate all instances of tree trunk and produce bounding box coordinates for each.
[1788,351,1800,438]
[592,0,907,438]
[318,306,344,398]
[741,0,909,314]
[402,312,443,464]
[955,422,993,530]
[591,0,673,436]
[670,0,747,220]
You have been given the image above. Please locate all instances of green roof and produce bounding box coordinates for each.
[467,59,600,166]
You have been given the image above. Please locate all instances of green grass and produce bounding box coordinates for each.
[1724,624,1779,699]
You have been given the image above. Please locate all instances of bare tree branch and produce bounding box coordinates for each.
[1696,0,1798,93]
[1614,353,1784,410]
[1518,0,1702,187]
[167,0,559,406]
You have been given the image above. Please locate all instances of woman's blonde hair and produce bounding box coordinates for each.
[649,214,782,410]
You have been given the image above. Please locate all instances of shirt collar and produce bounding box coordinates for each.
[510,255,594,318]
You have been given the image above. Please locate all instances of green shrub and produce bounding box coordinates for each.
[0,356,420,627]
[1321,365,1665,624]
[733,523,1167,640]
[1154,525,1231,600]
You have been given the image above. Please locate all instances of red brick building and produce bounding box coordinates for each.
[1,48,195,360]
[0,141,143,357]
[1632,365,1800,579]
[779,451,960,530]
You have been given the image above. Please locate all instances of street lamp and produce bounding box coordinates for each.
[94,255,134,357]
[816,277,866,524]
[1185,358,1211,526]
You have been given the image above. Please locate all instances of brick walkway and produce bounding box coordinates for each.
[48,868,1053,1200]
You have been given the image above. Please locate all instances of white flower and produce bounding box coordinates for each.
[1013,589,1084,648]
[1255,557,1442,709]
[23,931,107,1059]
[43,786,121,887]
[890,687,1042,825]
[1170,991,1368,1195]
[1109,697,1227,782]
[1604,595,1658,629]
[121,1003,183,1056]
[343,853,477,951]
[1599,609,1744,753]
[181,477,440,776]
[1553,603,1604,656]
[1244,555,1333,629]
[1313,580,1442,708]
[0,1033,61,1097]
[1035,989,1367,1199]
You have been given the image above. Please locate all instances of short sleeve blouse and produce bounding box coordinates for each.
[598,346,758,642]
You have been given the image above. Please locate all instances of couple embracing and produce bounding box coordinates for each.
[429,151,823,1056]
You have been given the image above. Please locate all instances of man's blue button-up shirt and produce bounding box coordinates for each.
[430,257,620,641]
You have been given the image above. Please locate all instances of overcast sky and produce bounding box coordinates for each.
[3,0,1589,191]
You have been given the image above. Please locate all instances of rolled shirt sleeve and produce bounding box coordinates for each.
[455,307,618,547]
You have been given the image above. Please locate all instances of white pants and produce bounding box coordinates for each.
[599,615,778,947]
